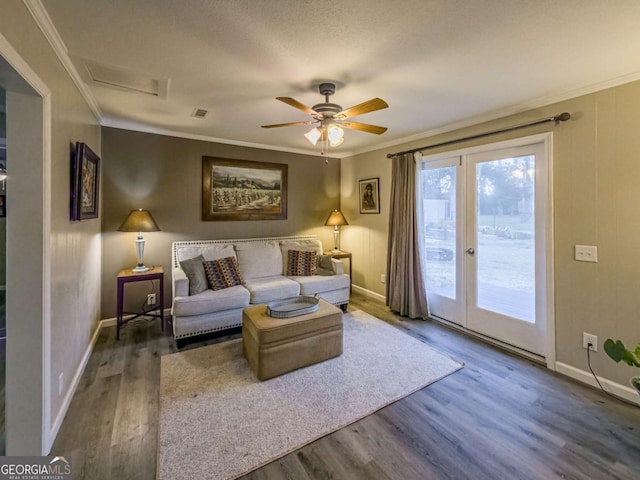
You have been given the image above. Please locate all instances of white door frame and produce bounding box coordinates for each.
[0,32,53,453]
[421,132,556,368]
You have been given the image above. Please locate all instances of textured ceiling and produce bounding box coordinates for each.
[39,0,640,157]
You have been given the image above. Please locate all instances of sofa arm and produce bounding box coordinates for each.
[331,258,344,275]
[172,267,189,298]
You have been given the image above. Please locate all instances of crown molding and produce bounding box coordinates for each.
[101,118,342,160]
[347,70,640,159]
[23,0,103,123]
[21,0,640,161]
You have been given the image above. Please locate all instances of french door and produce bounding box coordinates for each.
[421,137,551,358]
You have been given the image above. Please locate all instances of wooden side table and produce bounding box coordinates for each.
[324,250,352,291]
[116,266,164,340]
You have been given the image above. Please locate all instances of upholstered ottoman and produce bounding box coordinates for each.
[242,299,343,380]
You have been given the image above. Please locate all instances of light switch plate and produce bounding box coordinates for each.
[575,245,598,262]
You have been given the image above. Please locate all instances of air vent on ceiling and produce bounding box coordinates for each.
[192,108,208,118]
[82,59,169,99]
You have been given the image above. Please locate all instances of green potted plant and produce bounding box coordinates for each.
[603,339,640,394]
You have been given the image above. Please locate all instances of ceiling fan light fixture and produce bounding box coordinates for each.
[327,125,344,146]
[264,83,388,155]
[304,127,322,146]
[329,137,344,147]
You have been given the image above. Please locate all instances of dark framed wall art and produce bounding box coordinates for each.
[359,177,380,214]
[202,156,288,221]
[71,142,100,221]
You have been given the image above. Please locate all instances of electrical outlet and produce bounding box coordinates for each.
[583,332,598,351]
[380,273,386,284]
[58,373,64,396]
[147,293,156,306]
[575,245,598,262]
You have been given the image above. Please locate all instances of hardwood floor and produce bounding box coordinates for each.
[51,292,640,479]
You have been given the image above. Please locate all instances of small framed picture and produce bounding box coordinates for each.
[70,142,100,221]
[0,195,5,217]
[359,177,380,214]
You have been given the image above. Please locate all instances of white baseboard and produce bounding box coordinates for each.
[352,284,386,303]
[100,307,172,326]
[48,319,104,450]
[48,307,172,450]
[555,361,640,406]
[348,287,638,406]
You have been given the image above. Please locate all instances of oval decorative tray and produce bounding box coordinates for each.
[266,295,319,318]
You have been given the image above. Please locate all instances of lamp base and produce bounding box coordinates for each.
[331,248,342,253]
[132,265,150,273]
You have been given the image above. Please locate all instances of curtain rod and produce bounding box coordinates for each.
[386,112,571,159]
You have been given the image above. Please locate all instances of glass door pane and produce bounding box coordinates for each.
[466,140,547,357]
[424,165,457,298]
[475,155,535,322]
[420,157,464,325]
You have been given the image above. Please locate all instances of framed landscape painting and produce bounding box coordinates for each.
[202,157,288,221]
[359,177,380,214]
[71,142,100,221]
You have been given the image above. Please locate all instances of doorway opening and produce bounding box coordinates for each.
[0,41,51,454]
[0,85,5,454]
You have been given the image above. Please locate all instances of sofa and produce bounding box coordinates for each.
[170,235,350,343]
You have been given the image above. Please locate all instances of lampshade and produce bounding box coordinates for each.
[118,209,160,273]
[118,209,160,232]
[327,125,344,147]
[304,127,322,146]
[324,209,348,227]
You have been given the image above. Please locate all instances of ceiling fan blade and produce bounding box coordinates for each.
[337,98,388,119]
[276,97,319,116]
[261,121,314,128]
[341,121,388,135]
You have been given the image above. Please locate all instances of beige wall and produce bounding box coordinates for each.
[1,0,101,453]
[101,127,340,319]
[343,80,640,389]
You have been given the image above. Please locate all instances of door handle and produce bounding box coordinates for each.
[466,247,475,255]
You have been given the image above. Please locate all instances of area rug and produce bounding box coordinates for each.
[158,310,463,480]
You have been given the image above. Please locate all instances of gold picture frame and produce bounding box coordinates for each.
[202,157,288,221]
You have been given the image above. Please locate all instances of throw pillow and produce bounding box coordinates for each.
[179,254,208,296]
[287,250,317,276]
[203,256,245,291]
[316,254,335,276]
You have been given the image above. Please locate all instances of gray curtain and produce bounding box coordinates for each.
[386,152,429,319]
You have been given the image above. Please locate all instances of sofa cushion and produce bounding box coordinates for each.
[179,254,208,296]
[172,285,250,317]
[236,241,282,280]
[316,254,335,276]
[286,250,317,276]
[203,256,245,291]
[279,239,323,274]
[176,244,236,263]
[292,273,350,295]
[243,276,300,304]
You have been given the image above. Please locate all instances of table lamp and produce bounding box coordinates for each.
[118,209,160,272]
[324,209,348,253]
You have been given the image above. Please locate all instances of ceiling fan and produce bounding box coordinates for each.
[262,82,388,148]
